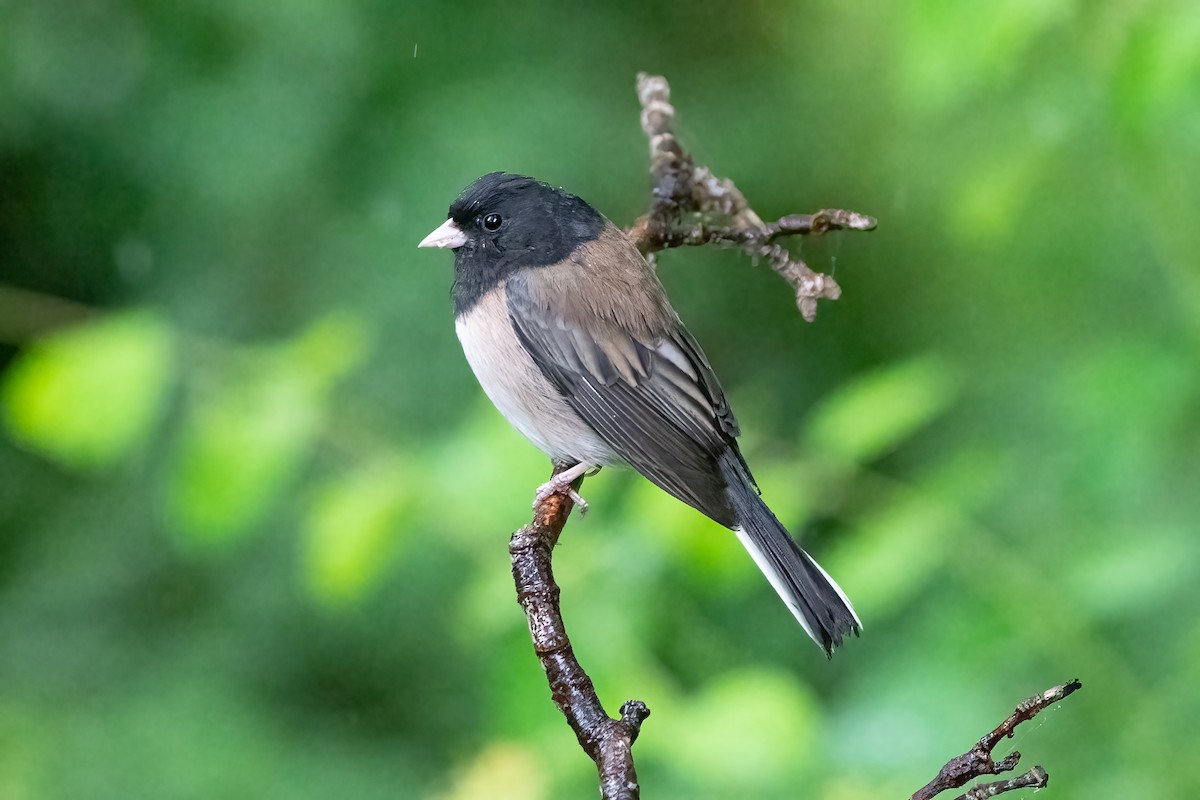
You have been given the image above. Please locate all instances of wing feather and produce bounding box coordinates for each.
[506,268,743,524]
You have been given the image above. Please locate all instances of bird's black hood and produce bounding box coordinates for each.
[445,173,606,315]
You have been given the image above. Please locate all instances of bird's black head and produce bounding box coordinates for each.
[420,173,607,315]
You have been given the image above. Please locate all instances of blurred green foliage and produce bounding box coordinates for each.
[1,1,1197,798]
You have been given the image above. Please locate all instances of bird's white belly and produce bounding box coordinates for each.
[455,287,618,466]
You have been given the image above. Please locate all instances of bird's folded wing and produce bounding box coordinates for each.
[505,270,744,523]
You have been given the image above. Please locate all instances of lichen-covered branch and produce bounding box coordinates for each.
[911,679,1083,800]
[626,73,876,321]
[509,464,650,800]
[952,767,1048,800]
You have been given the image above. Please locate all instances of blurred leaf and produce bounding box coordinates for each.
[831,489,957,618]
[1111,8,1200,136]
[0,703,38,800]
[804,356,957,466]
[425,400,553,543]
[432,742,548,800]
[1045,342,1198,514]
[285,311,370,388]
[304,460,413,605]
[899,0,1070,117]
[951,147,1042,241]
[1066,525,1193,619]
[165,355,320,543]
[1,311,175,470]
[648,668,817,793]
[623,475,737,584]
[165,313,367,544]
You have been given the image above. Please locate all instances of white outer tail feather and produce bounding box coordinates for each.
[733,524,862,648]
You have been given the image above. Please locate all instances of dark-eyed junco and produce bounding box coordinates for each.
[419,172,860,654]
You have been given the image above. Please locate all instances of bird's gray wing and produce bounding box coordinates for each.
[505,270,747,524]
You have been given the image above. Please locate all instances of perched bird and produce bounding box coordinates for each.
[418,172,860,654]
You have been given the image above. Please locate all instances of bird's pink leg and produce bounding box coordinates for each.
[534,462,594,514]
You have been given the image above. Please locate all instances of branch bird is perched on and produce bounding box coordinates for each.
[419,172,861,654]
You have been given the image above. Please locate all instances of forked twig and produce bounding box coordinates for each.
[912,679,1083,800]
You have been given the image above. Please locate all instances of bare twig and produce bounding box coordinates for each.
[953,767,1048,799]
[912,679,1083,800]
[509,464,650,800]
[627,73,876,322]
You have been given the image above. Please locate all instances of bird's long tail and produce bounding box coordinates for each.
[719,451,861,655]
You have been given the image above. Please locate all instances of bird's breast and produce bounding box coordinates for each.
[455,285,617,467]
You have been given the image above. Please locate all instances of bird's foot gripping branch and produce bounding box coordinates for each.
[532,460,593,514]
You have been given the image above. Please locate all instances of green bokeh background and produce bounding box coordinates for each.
[2,1,1197,798]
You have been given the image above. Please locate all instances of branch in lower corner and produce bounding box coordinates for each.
[911,679,1082,800]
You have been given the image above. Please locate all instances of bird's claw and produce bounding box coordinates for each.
[533,475,589,516]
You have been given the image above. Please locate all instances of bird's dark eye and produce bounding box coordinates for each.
[483,213,502,231]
